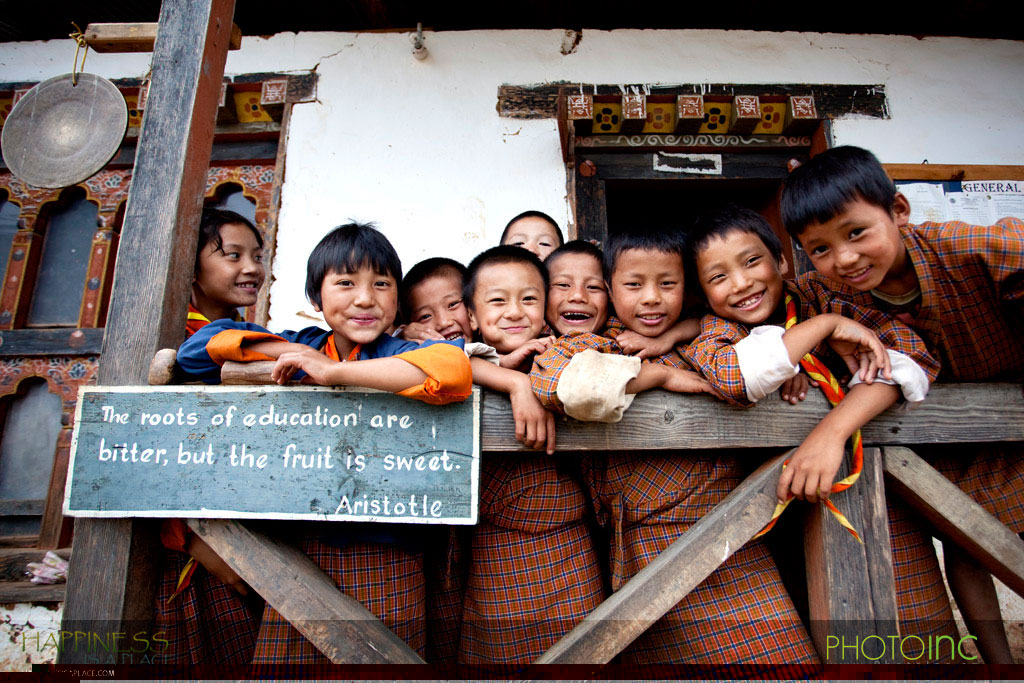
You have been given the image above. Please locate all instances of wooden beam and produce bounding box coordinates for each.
[60,0,237,665]
[0,499,45,516]
[882,446,1024,598]
[480,383,1024,452]
[188,519,424,663]
[804,448,899,663]
[0,328,104,357]
[0,547,70,581]
[215,367,1024,452]
[84,22,242,53]
[0,582,66,603]
[884,164,1024,182]
[534,452,788,664]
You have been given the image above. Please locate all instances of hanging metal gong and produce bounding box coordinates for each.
[1,73,128,189]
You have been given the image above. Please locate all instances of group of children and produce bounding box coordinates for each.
[154,145,1022,667]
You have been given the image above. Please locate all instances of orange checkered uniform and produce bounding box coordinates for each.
[531,319,819,664]
[806,218,1024,534]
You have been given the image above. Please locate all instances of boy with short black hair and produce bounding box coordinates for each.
[781,145,1024,663]
[455,244,605,664]
[545,240,609,336]
[178,222,472,662]
[500,210,564,261]
[530,229,819,664]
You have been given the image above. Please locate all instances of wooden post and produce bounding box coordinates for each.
[59,0,237,664]
[804,447,900,663]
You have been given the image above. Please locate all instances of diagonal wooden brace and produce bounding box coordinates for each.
[882,446,1024,598]
[188,518,425,664]
[533,450,790,664]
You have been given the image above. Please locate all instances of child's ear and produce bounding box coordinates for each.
[891,192,911,227]
[312,301,322,313]
[777,253,789,274]
[467,308,479,332]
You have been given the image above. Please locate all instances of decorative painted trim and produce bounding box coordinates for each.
[575,134,812,148]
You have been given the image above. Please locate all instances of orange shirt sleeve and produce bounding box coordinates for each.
[395,343,473,405]
[206,329,283,365]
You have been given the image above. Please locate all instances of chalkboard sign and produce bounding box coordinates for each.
[64,385,480,524]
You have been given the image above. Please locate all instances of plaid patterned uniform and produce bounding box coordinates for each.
[459,452,606,664]
[681,279,957,641]
[153,314,261,665]
[531,323,819,664]
[807,218,1024,532]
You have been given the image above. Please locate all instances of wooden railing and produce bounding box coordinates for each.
[186,374,1024,665]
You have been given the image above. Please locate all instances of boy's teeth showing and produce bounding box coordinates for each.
[638,313,664,325]
[845,266,871,282]
[734,293,763,310]
[443,331,463,340]
[561,311,592,323]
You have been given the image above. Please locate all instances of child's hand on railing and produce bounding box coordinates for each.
[776,429,843,505]
[271,348,338,385]
[508,375,556,454]
[825,316,892,383]
[780,372,818,404]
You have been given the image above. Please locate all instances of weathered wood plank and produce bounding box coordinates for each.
[884,164,1024,182]
[575,151,793,181]
[60,0,237,665]
[805,447,899,663]
[481,383,1024,452]
[0,548,70,582]
[0,581,66,602]
[534,452,788,664]
[215,367,1024,451]
[573,165,607,247]
[0,499,45,516]
[188,518,424,663]
[84,22,242,53]
[882,446,1024,598]
[0,328,104,357]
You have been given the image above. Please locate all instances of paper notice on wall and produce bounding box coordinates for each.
[958,180,1024,223]
[901,183,950,223]
[946,193,995,225]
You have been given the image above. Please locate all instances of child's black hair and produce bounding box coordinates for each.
[196,208,263,271]
[305,222,402,308]
[401,257,467,322]
[603,229,686,281]
[685,205,783,281]
[499,210,566,247]
[780,145,898,237]
[546,240,606,280]
[463,245,548,311]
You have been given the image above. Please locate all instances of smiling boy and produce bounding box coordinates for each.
[456,245,604,664]
[782,146,1024,662]
[545,240,609,335]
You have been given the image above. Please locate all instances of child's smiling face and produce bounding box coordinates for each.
[468,261,546,353]
[546,252,608,335]
[315,264,399,357]
[796,194,911,294]
[609,248,684,338]
[406,273,473,342]
[695,229,786,325]
[503,217,561,261]
[192,221,265,317]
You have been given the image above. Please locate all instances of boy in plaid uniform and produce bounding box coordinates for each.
[455,245,606,664]
[178,222,472,663]
[782,144,1023,663]
[682,204,958,644]
[530,230,820,664]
